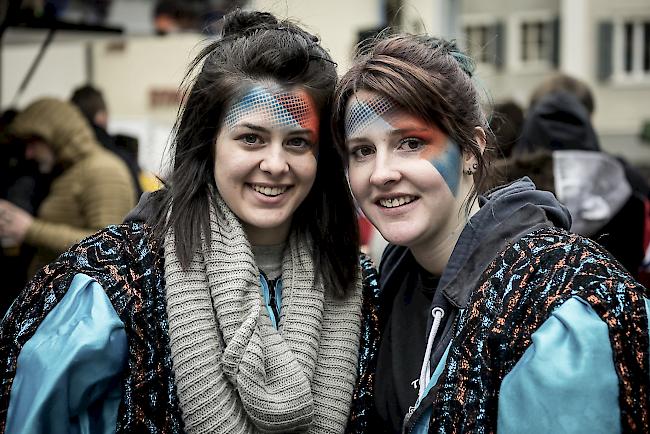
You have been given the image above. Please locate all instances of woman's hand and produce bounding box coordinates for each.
[0,199,33,245]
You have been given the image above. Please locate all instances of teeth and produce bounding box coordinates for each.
[252,184,288,197]
[379,195,416,208]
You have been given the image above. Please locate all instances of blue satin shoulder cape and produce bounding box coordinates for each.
[6,273,127,434]
[411,296,650,434]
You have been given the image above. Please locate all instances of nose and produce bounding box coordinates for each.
[259,143,289,175]
[369,151,401,187]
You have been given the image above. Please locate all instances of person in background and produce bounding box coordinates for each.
[499,74,650,284]
[0,10,379,434]
[0,108,53,315]
[0,98,136,278]
[332,34,649,433]
[488,99,524,160]
[71,84,144,200]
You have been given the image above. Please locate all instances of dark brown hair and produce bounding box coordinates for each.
[151,9,359,297]
[529,73,595,115]
[332,34,494,204]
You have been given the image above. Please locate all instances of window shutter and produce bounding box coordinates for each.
[493,20,506,70]
[551,16,560,67]
[597,21,614,81]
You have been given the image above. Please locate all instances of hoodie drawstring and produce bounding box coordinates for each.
[418,307,445,400]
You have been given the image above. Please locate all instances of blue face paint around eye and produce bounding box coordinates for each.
[428,140,462,196]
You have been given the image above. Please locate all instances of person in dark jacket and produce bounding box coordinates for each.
[497,74,650,282]
[332,34,649,433]
[71,85,143,200]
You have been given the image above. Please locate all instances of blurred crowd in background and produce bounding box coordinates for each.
[1,0,650,315]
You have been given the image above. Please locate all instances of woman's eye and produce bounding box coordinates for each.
[241,134,261,145]
[398,138,424,151]
[286,137,311,149]
[351,145,375,159]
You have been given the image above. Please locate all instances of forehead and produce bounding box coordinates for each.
[224,85,318,130]
[344,92,396,137]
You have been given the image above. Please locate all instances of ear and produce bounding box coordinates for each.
[462,127,487,175]
[474,126,487,154]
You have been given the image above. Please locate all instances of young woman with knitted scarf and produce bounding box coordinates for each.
[332,34,650,433]
[0,10,379,434]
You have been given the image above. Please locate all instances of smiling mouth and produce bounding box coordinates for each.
[251,184,290,197]
[378,195,417,208]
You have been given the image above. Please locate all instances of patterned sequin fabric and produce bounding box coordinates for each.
[0,223,184,433]
[346,254,381,433]
[0,223,381,433]
[424,227,650,434]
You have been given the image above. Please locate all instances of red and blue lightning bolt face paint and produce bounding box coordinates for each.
[345,91,468,249]
[225,86,319,137]
[418,137,462,197]
[345,95,461,196]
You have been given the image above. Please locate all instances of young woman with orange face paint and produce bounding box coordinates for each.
[333,34,650,434]
[0,10,380,434]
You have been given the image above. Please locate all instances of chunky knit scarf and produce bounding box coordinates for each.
[163,193,363,433]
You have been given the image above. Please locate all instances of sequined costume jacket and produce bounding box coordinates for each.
[0,223,380,433]
[376,178,650,434]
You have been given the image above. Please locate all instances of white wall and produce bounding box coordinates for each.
[248,0,383,72]
[92,34,202,173]
[2,41,86,109]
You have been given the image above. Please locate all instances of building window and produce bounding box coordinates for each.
[599,18,650,81]
[464,24,490,64]
[621,19,650,75]
[520,20,553,64]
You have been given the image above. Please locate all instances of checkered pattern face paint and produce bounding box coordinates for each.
[224,86,319,134]
[345,96,394,137]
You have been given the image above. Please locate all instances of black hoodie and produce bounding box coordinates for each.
[503,91,649,279]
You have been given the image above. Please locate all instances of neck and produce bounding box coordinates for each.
[410,189,480,276]
[243,221,291,246]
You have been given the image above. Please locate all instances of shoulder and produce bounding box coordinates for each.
[499,226,634,282]
[359,253,380,300]
[77,148,131,177]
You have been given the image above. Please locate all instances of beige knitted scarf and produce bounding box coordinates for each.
[163,193,363,434]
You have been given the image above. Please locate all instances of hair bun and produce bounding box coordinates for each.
[221,10,278,38]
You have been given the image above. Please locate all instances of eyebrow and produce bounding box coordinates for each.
[389,127,430,135]
[233,122,316,135]
[346,126,430,140]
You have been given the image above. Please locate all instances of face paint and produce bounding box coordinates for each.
[345,96,394,137]
[421,139,462,196]
[387,115,463,197]
[225,86,319,135]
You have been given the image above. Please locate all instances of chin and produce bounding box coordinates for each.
[377,225,422,247]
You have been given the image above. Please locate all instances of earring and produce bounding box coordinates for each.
[464,162,478,176]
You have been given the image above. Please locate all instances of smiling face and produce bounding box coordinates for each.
[344,90,473,249]
[214,83,319,245]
